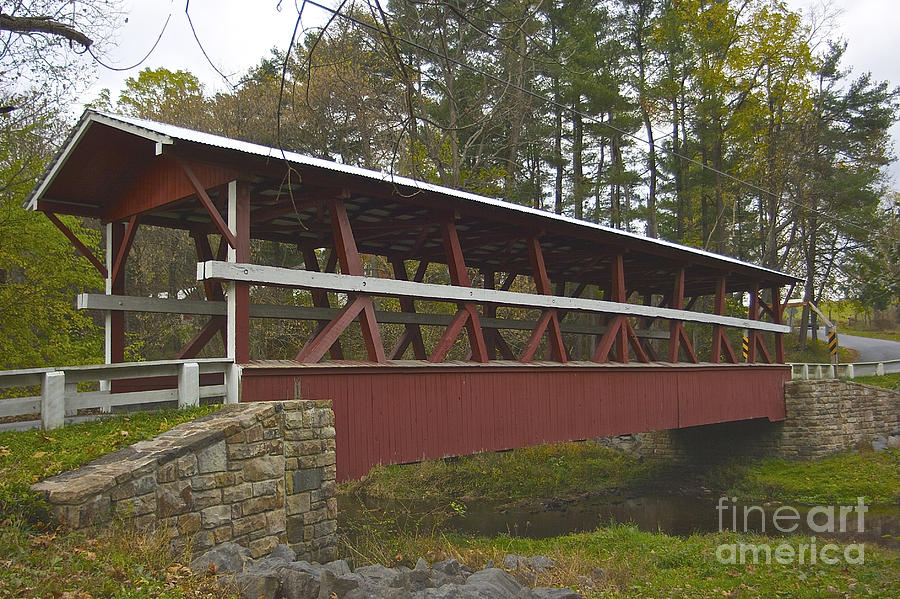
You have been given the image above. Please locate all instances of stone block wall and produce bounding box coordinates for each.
[627,380,900,462]
[31,400,337,561]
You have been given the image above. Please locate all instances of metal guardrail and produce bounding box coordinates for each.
[788,359,900,380]
[0,358,235,432]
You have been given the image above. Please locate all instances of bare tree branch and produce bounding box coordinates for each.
[0,13,93,48]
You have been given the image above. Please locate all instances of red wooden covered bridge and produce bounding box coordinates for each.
[27,111,799,480]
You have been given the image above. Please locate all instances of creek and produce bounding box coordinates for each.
[340,494,900,549]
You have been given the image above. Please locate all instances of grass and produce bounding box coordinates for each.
[710,450,900,506]
[0,405,221,524]
[783,337,857,364]
[339,517,900,598]
[853,372,900,392]
[342,442,665,504]
[0,518,234,598]
[0,406,222,525]
[0,405,234,598]
[841,327,900,342]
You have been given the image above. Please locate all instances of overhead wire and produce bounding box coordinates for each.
[302,0,895,242]
[184,0,236,88]
[87,3,173,71]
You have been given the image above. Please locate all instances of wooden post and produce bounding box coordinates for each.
[711,276,738,364]
[772,285,785,363]
[225,181,250,403]
[105,222,127,371]
[226,180,251,365]
[41,371,65,430]
[667,268,698,363]
[177,362,200,408]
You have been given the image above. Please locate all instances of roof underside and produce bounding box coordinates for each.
[28,111,800,298]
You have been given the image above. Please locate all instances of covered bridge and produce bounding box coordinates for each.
[27,111,799,480]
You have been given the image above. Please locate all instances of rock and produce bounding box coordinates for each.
[532,588,582,599]
[523,556,555,574]
[503,554,525,570]
[190,542,251,575]
[270,543,297,563]
[464,568,535,599]
[433,558,463,576]
[872,435,888,452]
[590,566,606,581]
[318,569,362,599]
[280,562,322,599]
[415,557,430,571]
[485,560,495,569]
[887,435,900,450]
[392,567,435,592]
[356,563,401,587]
[234,563,282,599]
[323,558,352,576]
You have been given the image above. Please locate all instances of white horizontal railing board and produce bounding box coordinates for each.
[198,261,791,334]
[0,419,40,432]
[199,384,227,398]
[0,369,51,389]
[66,388,178,412]
[79,294,670,340]
[0,396,41,418]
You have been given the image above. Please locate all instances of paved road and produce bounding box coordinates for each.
[810,327,900,373]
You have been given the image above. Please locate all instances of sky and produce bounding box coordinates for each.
[81,0,900,184]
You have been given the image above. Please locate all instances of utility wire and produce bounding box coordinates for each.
[185,0,236,88]
[303,0,894,242]
[88,5,172,71]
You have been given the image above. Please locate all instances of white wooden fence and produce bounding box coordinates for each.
[0,358,234,432]
[789,359,900,380]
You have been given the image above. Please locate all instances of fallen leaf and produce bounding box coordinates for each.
[31,451,48,458]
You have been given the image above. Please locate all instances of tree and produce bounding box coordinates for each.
[0,115,103,368]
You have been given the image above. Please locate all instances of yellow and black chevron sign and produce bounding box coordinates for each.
[828,331,838,355]
[742,335,750,360]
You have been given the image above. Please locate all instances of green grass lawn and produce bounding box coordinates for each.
[342,441,665,504]
[841,327,900,342]
[717,450,900,505]
[0,406,234,598]
[0,405,220,523]
[854,372,900,392]
[783,336,857,363]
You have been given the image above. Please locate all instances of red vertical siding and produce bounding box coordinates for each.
[240,364,789,482]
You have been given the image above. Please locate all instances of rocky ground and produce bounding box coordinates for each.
[191,542,582,599]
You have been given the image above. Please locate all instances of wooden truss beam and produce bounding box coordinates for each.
[667,268,699,363]
[592,254,649,364]
[178,159,238,249]
[520,237,566,363]
[44,212,107,277]
[176,231,227,359]
[296,197,385,363]
[111,214,140,288]
[389,258,427,360]
[301,245,344,360]
[429,220,488,363]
